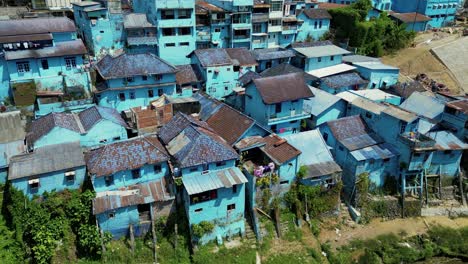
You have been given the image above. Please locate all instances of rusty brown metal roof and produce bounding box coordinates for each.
[0,17,76,36]
[206,104,255,146]
[92,179,174,215]
[176,64,203,86]
[4,39,87,61]
[317,3,347,10]
[225,48,258,66]
[196,0,225,12]
[299,8,332,19]
[260,134,301,165]
[191,48,233,67]
[390,12,431,23]
[446,100,468,115]
[0,33,52,44]
[252,73,314,104]
[86,134,170,177]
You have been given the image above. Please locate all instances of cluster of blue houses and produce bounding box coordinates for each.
[0,0,466,248]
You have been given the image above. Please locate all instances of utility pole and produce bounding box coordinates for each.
[413,0,423,31]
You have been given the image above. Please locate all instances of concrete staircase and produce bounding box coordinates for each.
[244,220,256,241]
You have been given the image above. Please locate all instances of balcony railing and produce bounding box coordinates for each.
[399,132,436,150]
[267,111,310,125]
[252,13,269,23]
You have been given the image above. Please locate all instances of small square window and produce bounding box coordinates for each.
[119,93,125,101]
[142,75,148,81]
[131,169,140,179]
[130,91,135,99]
[29,180,39,189]
[227,204,236,211]
[105,175,114,186]
[165,43,175,47]
[41,59,49,70]
[338,146,344,151]
[330,55,334,61]
[216,161,226,167]
[108,212,115,218]
[148,89,154,97]
[154,165,162,173]
[233,185,237,193]
[154,74,162,80]
[126,77,134,82]
[318,57,322,62]
[179,42,189,46]
[365,112,372,119]
[65,170,75,182]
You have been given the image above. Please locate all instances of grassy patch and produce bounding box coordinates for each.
[192,243,256,264]
[12,81,36,106]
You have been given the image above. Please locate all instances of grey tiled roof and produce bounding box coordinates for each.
[252,73,314,104]
[78,106,128,132]
[4,39,87,61]
[192,48,233,67]
[27,112,81,144]
[0,17,76,36]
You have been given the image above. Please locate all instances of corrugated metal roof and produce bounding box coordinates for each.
[290,40,333,49]
[78,106,128,132]
[72,1,101,7]
[175,64,203,86]
[336,91,360,102]
[5,39,87,61]
[387,81,427,99]
[303,87,341,116]
[307,63,356,78]
[253,48,296,61]
[93,179,174,215]
[390,12,431,23]
[260,134,301,165]
[321,72,368,88]
[327,115,383,151]
[294,45,350,58]
[350,97,387,115]
[349,89,401,102]
[428,131,468,150]
[192,93,223,121]
[382,104,418,123]
[196,0,225,12]
[0,17,76,36]
[283,130,341,178]
[260,63,318,82]
[206,104,255,146]
[9,142,85,180]
[192,48,233,67]
[225,48,257,66]
[400,92,445,119]
[342,55,381,64]
[238,71,261,86]
[350,143,399,161]
[0,111,25,143]
[299,8,332,19]
[0,140,25,168]
[353,61,399,71]
[95,53,177,80]
[86,134,170,177]
[252,73,314,104]
[183,167,247,195]
[446,100,468,115]
[159,112,213,144]
[234,136,266,151]
[123,13,154,29]
[0,33,52,44]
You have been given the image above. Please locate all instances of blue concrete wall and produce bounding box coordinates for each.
[428,150,462,177]
[304,54,343,72]
[355,67,399,89]
[11,166,86,198]
[92,163,169,192]
[392,0,459,28]
[33,127,81,149]
[442,111,467,141]
[81,120,128,148]
[96,205,140,239]
[311,100,346,128]
[296,13,330,42]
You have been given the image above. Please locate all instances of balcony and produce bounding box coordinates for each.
[155,0,194,9]
[252,13,269,23]
[281,25,298,34]
[157,18,194,28]
[267,111,310,126]
[399,132,436,150]
[268,25,282,32]
[127,36,158,46]
[212,18,230,25]
[197,32,211,42]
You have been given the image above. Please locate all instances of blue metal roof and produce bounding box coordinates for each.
[327,116,383,151]
[350,143,399,161]
[427,131,468,150]
[321,72,368,89]
[303,87,341,116]
[400,92,445,120]
[183,167,247,195]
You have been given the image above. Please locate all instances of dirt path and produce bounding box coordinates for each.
[381,31,463,94]
[319,216,468,249]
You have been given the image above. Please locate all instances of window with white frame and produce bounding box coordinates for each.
[16,61,30,73]
[65,170,76,182]
[65,57,77,70]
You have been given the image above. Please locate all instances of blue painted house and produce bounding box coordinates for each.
[291,43,351,72]
[251,1,270,50]
[26,106,128,150]
[319,72,369,94]
[259,62,319,86]
[283,130,342,186]
[253,48,296,72]
[320,116,399,201]
[303,87,346,128]
[426,130,467,178]
[123,13,159,55]
[244,73,314,135]
[442,100,468,141]
[0,17,91,105]
[87,135,175,238]
[195,1,230,49]
[338,89,402,106]
[159,112,247,244]
[0,111,26,183]
[34,98,95,118]
[133,0,197,65]
[72,1,125,57]
[8,142,86,198]
[392,0,460,29]
[389,12,432,32]
[94,53,183,112]
[400,91,446,121]
[296,8,331,42]
[347,61,399,89]
[235,134,301,195]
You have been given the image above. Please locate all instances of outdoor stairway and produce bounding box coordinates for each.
[244,220,256,240]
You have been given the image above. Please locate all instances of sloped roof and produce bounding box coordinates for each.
[165,124,239,168]
[303,87,342,116]
[253,48,296,61]
[400,92,445,120]
[86,135,169,177]
[27,112,81,144]
[350,143,399,161]
[93,179,173,215]
[326,115,382,151]
[225,48,257,66]
[78,106,128,132]
[260,63,318,82]
[321,72,368,88]
[446,100,468,115]
[294,45,350,58]
[428,130,468,150]
[342,55,381,64]
[317,3,347,9]
[196,0,225,13]
[290,40,333,48]
[95,53,177,79]
[307,63,356,78]
[206,104,255,145]
[283,130,341,179]
[390,12,431,23]
[0,17,76,36]
[192,93,223,121]
[183,167,247,195]
[387,81,427,99]
[299,8,332,19]
[9,142,85,180]
[353,61,399,71]
[123,13,154,29]
[382,104,418,123]
[0,111,25,144]
[260,134,301,165]
[238,70,261,86]
[175,64,203,86]
[192,48,233,67]
[158,112,213,145]
[5,39,87,61]
[252,73,314,104]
